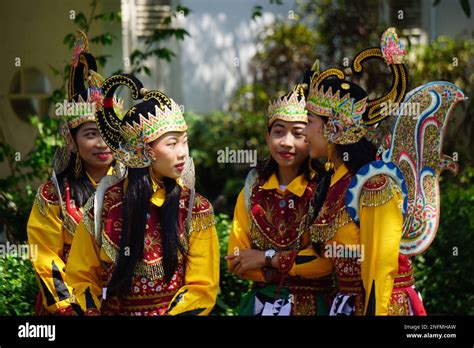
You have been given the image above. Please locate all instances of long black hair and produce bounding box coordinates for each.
[311,125,376,256]
[107,169,187,297]
[56,126,96,208]
[311,136,377,215]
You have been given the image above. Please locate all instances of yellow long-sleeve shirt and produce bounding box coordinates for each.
[327,164,402,315]
[228,173,333,282]
[27,191,74,313]
[65,180,220,315]
[26,168,113,314]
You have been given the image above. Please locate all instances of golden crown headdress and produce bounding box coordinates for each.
[267,84,308,126]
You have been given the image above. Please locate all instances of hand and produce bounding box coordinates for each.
[54,305,75,316]
[225,249,266,278]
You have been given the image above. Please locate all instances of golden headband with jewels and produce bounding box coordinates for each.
[96,74,188,168]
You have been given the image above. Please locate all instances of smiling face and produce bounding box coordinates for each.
[266,120,309,171]
[74,121,114,171]
[302,113,329,159]
[148,131,189,180]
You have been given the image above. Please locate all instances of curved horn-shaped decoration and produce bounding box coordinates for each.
[143,90,173,109]
[68,31,97,101]
[96,74,144,151]
[351,47,408,125]
[76,29,89,52]
[68,52,98,101]
[311,67,346,87]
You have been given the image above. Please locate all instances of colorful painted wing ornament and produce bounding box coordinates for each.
[346,81,465,256]
[382,81,465,255]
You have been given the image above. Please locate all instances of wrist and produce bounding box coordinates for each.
[264,249,276,268]
[260,251,267,268]
[271,252,280,268]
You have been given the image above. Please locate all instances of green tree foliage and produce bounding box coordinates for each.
[186,110,267,215]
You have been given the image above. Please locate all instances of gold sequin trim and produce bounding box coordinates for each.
[388,291,410,315]
[62,211,79,237]
[96,191,215,281]
[36,183,59,216]
[309,208,352,243]
[81,197,95,237]
[394,279,415,288]
[360,179,397,207]
[100,210,213,282]
[249,205,313,251]
[190,210,216,235]
[36,192,49,216]
[397,270,413,278]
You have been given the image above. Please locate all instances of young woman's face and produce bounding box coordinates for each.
[266,120,309,170]
[75,122,114,170]
[149,131,189,180]
[302,113,328,159]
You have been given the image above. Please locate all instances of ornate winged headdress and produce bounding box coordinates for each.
[53,30,123,174]
[96,74,188,168]
[306,27,408,145]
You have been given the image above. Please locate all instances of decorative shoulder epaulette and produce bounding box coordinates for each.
[190,192,216,234]
[345,160,407,226]
[36,181,60,216]
[360,174,399,207]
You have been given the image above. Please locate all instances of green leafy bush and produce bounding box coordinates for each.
[212,213,251,315]
[0,253,38,315]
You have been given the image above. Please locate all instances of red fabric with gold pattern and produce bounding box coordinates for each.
[188,190,212,214]
[313,173,353,226]
[39,180,83,235]
[249,180,317,249]
[102,265,185,316]
[388,254,427,316]
[288,275,335,315]
[101,183,192,263]
[39,181,60,203]
[362,174,388,191]
[96,181,207,315]
[331,257,365,315]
